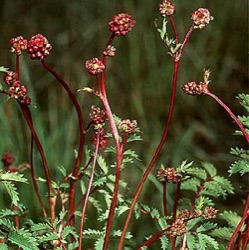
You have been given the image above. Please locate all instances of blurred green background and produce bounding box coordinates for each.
[0,0,248,248]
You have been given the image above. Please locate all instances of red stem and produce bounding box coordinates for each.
[19,103,54,220]
[99,33,125,250]
[172,182,181,221]
[118,60,180,249]
[79,135,100,249]
[41,60,85,224]
[206,91,249,143]
[169,16,179,44]
[29,124,47,217]
[163,182,168,216]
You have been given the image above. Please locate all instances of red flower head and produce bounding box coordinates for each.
[85,58,105,76]
[10,36,27,55]
[191,8,214,29]
[3,71,18,86]
[159,0,175,17]
[108,13,136,36]
[118,119,137,134]
[27,34,52,60]
[7,80,31,105]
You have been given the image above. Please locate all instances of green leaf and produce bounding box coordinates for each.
[197,233,219,250]
[0,172,27,183]
[210,227,233,240]
[0,66,8,73]
[201,162,217,177]
[219,211,241,228]
[94,237,104,250]
[181,177,201,192]
[186,233,196,250]
[160,235,169,250]
[229,160,249,175]
[0,243,8,250]
[1,181,19,206]
[196,222,217,233]
[185,167,207,180]
[8,229,39,250]
[213,176,234,195]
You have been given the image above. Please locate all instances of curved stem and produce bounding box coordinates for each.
[41,60,85,224]
[19,103,54,220]
[118,60,180,249]
[206,91,249,143]
[30,127,47,217]
[169,16,179,44]
[79,135,100,250]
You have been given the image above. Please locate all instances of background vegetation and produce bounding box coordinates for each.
[0,0,247,247]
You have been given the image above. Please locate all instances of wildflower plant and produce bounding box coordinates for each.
[0,1,248,250]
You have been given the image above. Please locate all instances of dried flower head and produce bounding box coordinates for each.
[85,58,105,76]
[109,13,136,36]
[103,45,116,57]
[89,105,106,133]
[170,219,187,236]
[118,119,137,134]
[10,36,27,55]
[191,8,214,29]
[3,71,18,85]
[178,209,190,219]
[159,0,175,17]
[27,34,52,60]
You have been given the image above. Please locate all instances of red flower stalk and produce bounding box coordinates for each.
[10,36,27,55]
[27,34,52,60]
[182,70,249,143]
[108,13,136,36]
[159,0,176,17]
[191,8,214,30]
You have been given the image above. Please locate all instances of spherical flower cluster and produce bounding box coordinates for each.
[3,71,18,85]
[108,13,136,36]
[103,45,116,57]
[89,106,108,148]
[7,80,31,104]
[182,81,208,95]
[177,209,190,219]
[159,0,175,17]
[27,34,52,60]
[9,36,27,55]
[1,151,15,167]
[191,8,214,29]
[118,119,137,134]
[170,219,187,236]
[85,58,105,76]
[202,206,218,219]
[156,167,181,183]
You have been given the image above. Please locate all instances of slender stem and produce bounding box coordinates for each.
[206,91,249,143]
[41,60,85,224]
[172,182,181,221]
[96,33,124,249]
[30,128,47,217]
[118,60,180,249]
[19,103,54,220]
[15,55,20,80]
[227,209,249,250]
[169,16,179,44]
[163,182,168,216]
[79,135,100,250]
[177,25,194,60]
